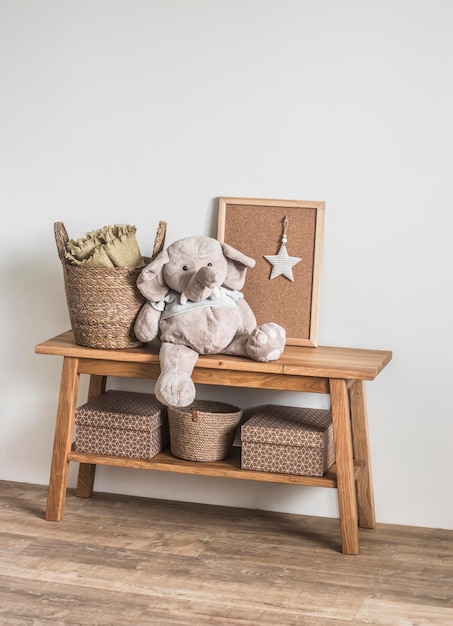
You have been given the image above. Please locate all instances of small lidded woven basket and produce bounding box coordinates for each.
[54,221,166,350]
[168,400,243,462]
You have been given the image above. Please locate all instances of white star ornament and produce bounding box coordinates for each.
[264,243,301,281]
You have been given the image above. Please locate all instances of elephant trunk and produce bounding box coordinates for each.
[180,266,219,303]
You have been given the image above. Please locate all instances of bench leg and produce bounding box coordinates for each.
[75,374,107,498]
[350,380,376,529]
[46,357,79,521]
[76,464,97,498]
[329,378,360,555]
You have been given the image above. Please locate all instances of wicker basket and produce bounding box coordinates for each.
[54,221,166,349]
[168,400,243,462]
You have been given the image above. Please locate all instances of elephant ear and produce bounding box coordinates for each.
[220,242,256,290]
[136,249,170,301]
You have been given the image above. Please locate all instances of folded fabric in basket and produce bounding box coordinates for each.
[65,224,145,268]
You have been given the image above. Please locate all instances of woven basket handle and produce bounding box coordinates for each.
[54,222,69,263]
[151,220,167,259]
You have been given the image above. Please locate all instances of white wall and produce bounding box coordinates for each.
[1,0,452,530]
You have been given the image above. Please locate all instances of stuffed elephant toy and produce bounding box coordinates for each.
[134,236,286,408]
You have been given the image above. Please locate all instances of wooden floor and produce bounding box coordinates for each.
[1,481,452,625]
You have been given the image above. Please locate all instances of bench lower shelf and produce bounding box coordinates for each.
[67,446,359,488]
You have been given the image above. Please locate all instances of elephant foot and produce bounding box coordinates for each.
[246,323,286,362]
[155,372,196,408]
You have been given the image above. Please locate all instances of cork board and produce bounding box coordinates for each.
[217,197,325,347]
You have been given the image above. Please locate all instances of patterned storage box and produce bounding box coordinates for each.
[75,390,169,459]
[241,404,335,477]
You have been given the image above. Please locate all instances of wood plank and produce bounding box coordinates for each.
[355,598,453,624]
[45,357,80,522]
[350,379,376,529]
[77,358,330,392]
[75,374,106,498]
[35,330,392,381]
[1,482,452,626]
[192,370,330,392]
[329,378,359,555]
[67,447,341,488]
[77,359,161,380]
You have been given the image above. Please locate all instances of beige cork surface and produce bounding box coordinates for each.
[218,198,324,345]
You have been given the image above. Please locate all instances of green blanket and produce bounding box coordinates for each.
[65,224,145,268]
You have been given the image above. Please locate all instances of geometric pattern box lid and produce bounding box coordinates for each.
[241,404,334,477]
[74,391,169,460]
[75,390,167,431]
[241,404,333,448]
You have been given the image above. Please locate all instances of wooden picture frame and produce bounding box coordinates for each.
[217,197,325,347]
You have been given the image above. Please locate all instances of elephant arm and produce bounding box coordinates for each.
[134,301,161,342]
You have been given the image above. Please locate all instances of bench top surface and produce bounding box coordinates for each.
[36,331,392,381]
